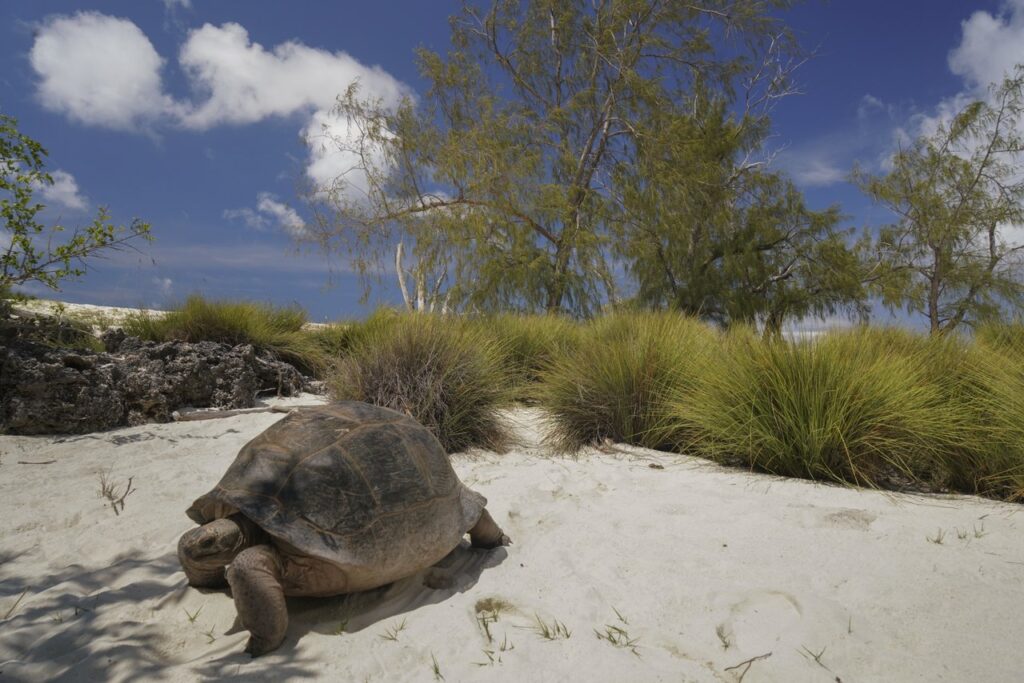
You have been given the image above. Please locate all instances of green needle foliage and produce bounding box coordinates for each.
[539,312,717,451]
[854,67,1024,334]
[1,114,151,293]
[305,1,806,316]
[327,313,512,452]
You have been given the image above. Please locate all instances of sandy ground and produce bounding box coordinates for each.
[1,401,1022,682]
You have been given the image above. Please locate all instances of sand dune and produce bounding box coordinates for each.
[1,402,1021,681]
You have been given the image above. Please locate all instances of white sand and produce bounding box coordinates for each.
[1,403,1022,682]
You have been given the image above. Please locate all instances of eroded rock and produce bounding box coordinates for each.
[0,336,305,434]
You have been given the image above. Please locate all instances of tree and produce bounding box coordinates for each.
[306,0,802,315]
[1,114,151,296]
[615,97,867,333]
[854,67,1024,334]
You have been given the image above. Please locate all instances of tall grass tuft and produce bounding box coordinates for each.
[122,295,326,374]
[327,313,512,453]
[469,313,581,401]
[538,312,717,451]
[671,327,964,488]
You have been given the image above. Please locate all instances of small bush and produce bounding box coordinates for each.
[327,313,511,452]
[671,328,962,488]
[538,312,717,451]
[469,313,581,400]
[122,295,326,374]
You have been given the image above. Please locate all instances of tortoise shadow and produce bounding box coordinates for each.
[280,539,509,643]
[0,550,319,682]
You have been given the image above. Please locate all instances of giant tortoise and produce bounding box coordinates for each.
[177,401,510,656]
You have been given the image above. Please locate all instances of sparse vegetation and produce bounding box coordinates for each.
[123,294,328,375]
[378,618,408,642]
[539,312,717,451]
[327,313,512,452]
[529,614,571,641]
[98,471,135,516]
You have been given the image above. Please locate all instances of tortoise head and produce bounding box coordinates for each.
[178,514,264,587]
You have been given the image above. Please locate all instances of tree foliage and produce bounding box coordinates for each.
[307,0,810,316]
[854,67,1024,334]
[615,97,867,332]
[0,114,151,295]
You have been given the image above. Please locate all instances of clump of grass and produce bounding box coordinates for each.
[538,312,717,451]
[122,294,327,375]
[529,614,571,641]
[468,314,581,401]
[671,327,960,488]
[327,313,512,452]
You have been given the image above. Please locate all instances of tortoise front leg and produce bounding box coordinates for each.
[469,508,512,548]
[227,544,288,656]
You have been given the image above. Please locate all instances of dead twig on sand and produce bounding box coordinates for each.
[17,460,56,465]
[99,472,136,516]
[724,652,772,682]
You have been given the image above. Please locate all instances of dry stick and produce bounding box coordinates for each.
[173,405,322,422]
[17,460,56,465]
[724,652,772,683]
[3,590,29,620]
[109,477,136,516]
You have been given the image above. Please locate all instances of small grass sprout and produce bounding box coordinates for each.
[379,618,408,642]
[529,614,571,641]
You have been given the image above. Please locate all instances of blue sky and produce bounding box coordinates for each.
[1,0,1020,323]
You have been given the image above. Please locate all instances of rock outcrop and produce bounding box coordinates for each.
[0,335,305,435]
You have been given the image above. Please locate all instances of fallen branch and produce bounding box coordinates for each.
[17,460,56,465]
[724,652,772,682]
[173,405,322,422]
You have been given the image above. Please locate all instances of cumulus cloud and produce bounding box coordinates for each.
[225,192,306,236]
[949,0,1024,94]
[34,170,88,211]
[29,13,409,200]
[30,12,180,131]
[178,23,409,129]
[790,160,846,187]
[162,0,191,8]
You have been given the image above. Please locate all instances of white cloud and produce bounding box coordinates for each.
[949,0,1024,94]
[162,0,191,8]
[30,12,180,131]
[34,169,88,211]
[222,207,267,231]
[256,193,306,236]
[857,94,884,120]
[303,109,394,201]
[152,276,173,295]
[790,160,846,187]
[225,193,306,236]
[29,14,410,202]
[177,23,409,129]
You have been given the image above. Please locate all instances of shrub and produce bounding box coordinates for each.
[671,327,962,488]
[327,313,511,452]
[538,312,717,451]
[122,295,326,374]
[469,313,581,400]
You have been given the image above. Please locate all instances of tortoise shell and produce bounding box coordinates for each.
[186,402,486,577]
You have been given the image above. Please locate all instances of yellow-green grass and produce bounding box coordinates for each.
[538,312,718,451]
[467,313,582,401]
[326,313,512,453]
[666,326,1024,499]
[122,295,327,375]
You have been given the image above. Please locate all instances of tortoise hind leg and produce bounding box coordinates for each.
[469,508,512,548]
[227,545,288,656]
